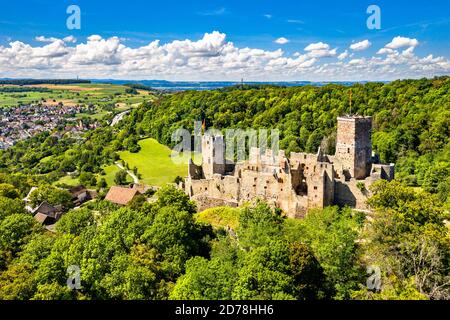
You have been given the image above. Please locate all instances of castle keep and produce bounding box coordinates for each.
[185,116,394,217]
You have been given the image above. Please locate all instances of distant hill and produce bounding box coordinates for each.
[90,79,382,91]
[0,79,91,85]
[0,78,386,91]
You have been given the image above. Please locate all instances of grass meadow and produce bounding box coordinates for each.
[119,138,188,186]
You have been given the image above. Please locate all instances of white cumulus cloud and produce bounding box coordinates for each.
[275,37,289,45]
[304,42,329,51]
[35,36,60,43]
[304,42,337,58]
[338,50,350,60]
[36,35,77,44]
[63,36,77,43]
[0,32,448,81]
[385,36,419,49]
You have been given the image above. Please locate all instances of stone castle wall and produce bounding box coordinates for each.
[185,115,394,217]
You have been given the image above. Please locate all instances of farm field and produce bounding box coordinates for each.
[118,138,188,186]
[0,83,154,112]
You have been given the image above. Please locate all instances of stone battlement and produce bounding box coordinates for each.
[184,116,394,217]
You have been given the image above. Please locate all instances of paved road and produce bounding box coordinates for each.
[110,110,130,127]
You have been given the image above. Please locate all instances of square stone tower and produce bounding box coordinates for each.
[335,116,372,179]
[202,134,226,179]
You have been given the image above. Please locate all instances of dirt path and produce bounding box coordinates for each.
[115,162,139,184]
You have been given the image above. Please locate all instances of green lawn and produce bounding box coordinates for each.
[118,138,188,186]
[100,164,132,186]
[55,138,184,188]
[54,163,133,188]
[54,175,80,187]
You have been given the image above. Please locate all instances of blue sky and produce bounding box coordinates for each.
[1,0,449,80]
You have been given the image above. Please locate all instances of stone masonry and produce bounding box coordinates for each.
[184,116,395,218]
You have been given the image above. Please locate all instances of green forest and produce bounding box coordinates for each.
[0,77,449,299]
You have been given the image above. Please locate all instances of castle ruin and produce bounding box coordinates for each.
[184,116,395,217]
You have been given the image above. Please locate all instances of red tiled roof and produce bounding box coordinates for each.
[104,186,139,206]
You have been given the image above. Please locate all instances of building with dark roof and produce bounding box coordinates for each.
[33,201,63,225]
